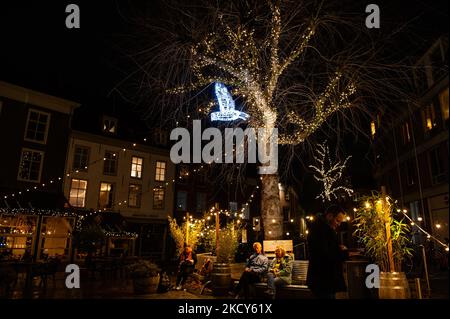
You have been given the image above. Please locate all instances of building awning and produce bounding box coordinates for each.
[79,212,138,240]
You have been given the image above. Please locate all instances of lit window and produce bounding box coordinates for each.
[131,156,143,178]
[69,179,87,207]
[17,149,44,182]
[153,187,165,209]
[128,184,141,208]
[422,104,436,132]
[103,151,117,175]
[370,121,376,138]
[25,109,50,143]
[439,87,449,123]
[73,146,90,171]
[99,182,114,209]
[155,161,166,181]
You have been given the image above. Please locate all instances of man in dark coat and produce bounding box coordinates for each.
[306,206,349,299]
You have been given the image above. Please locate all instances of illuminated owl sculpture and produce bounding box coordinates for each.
[210,82,249,121]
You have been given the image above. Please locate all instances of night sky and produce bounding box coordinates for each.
[0,1,448,210]
[0,1,447,106]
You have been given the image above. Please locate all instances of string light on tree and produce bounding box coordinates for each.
[309,141,353,202]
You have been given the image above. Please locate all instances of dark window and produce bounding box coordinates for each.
[414,66,429,93]
[430,147,446,185]
[178,165,189,183]
[283,207,290,222]
[430,44,446,82]
[439,87,449,126]
[102,116,117,135]
[103,151,117,175]
[73,146,90,171]
[18,149,43,182]
[153,187,165,209]
[25,110,50,143]
[176,191,187,211]
[406,160,416,186]
[128,184,142,208]
[196,193,207,213]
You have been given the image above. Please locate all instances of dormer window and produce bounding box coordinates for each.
[153,129,168,146]
[102,116,117,135]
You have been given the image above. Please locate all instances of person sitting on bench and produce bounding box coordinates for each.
[231,242,268,299]
[175,244,197,290]
[265,246,293,299]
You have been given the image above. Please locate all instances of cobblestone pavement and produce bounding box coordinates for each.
[4,272,227,299]
[3,270,447,299]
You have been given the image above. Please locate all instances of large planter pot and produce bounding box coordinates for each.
[379,272,410,299]
[211,262,231,296]
[132,275,160,295]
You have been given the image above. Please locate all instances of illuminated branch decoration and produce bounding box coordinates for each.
[124,0,413,239]
[167,1,357,142]
[309,142,353,202]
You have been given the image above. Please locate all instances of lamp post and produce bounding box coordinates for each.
[215,203,220,254]
[186,212,189,245]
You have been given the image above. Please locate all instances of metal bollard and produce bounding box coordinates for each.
[414,278,422,299]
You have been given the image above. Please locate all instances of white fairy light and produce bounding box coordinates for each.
[309,141,353,202]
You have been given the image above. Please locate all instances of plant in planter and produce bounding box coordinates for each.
[353,189,413,299]
[127,259,161,294]
[212,222,240,296]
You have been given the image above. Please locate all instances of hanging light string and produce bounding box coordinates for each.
[1,137,172,200]
[397,208,449,251]
[182,184,259,228]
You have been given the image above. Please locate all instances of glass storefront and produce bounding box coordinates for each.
[0,213,75,261]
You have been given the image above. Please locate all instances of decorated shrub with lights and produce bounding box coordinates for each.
[353,192,413,272]
[216,221,241,263]
[168,216,205,256]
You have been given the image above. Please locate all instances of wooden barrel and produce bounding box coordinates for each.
[211,263,231,296]
[379,272,410,299]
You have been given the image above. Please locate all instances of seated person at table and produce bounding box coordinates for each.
[265,246,293,298]
[231,242,268,299]
[175,244,197,290]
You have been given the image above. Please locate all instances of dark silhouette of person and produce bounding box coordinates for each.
[306,205,349,299]
[175,244,197,290]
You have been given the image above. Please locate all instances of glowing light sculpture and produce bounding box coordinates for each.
[210,82,249,121]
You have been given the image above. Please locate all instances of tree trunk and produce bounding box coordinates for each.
[260,173,283,239]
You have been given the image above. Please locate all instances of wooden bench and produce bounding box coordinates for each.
[233,260,313,298]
